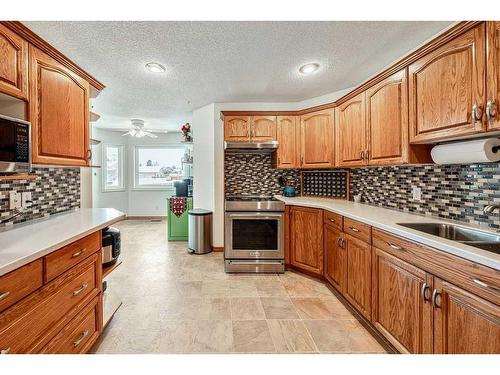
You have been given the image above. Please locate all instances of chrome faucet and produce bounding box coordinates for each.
[483,204,500,214]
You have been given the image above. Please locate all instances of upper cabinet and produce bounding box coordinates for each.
[336,93,366,167]
[250,116,276,142]
[224,115,276,142]
[275,116,298,168]
[0,24,28,100]
[486,21,500,131]
[29,46,90,166]
[299,109,334,168]
[224,116,251,142]
[409,24,486,143]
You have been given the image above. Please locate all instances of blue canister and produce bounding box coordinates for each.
[283,185,297,197]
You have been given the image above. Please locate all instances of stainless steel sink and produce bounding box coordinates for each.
[397,222,500,255]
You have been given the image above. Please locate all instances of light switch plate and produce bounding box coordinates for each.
[9,191,22,210]
[22,192,32,209]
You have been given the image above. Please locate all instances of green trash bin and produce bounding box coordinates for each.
[167,197,193,241]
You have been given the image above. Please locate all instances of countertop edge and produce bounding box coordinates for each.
[277,196,500,271]
[0,213,126,277]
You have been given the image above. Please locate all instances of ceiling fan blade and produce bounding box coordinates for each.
[145,132,158,138]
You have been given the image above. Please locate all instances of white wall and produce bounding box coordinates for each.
[91,127,185,216]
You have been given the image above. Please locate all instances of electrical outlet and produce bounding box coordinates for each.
[412,186,422,201]
[9,191,22,210]
[22,192,32,209]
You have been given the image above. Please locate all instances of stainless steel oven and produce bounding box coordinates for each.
[0,114,31,174]
[224,197,285,273]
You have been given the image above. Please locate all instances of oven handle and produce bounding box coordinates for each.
[226,212,284,219]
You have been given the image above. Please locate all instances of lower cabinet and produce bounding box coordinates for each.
[324,223,346,292]
[290,206,324,276]
[432,277,500,354]
[372,247,433,353]
[344,234,372,319]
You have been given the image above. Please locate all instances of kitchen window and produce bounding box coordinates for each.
[102,144,125,191]
[133,145,186,190]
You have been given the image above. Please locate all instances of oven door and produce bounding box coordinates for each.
[225,211,284,259]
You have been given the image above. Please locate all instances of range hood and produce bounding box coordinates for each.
[224,141,279,153]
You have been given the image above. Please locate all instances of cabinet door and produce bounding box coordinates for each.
[0,24,28,99]
[366,69,408,165]
[433,277,500,354]
[345,234,371,319]
[250,116,276,142]
[409,24,486,143]
[372,248,433,353]
[29,46,90,166]
[276,116,298,168]
[487,21,500,131]
[336,93,367,167]
[224,116,250,142]
[290,207,323,276]
[324,224,346,292]
[299,109,334,168]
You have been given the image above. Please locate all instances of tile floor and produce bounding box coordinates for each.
[92,219,386,354]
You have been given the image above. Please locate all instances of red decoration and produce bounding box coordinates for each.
[170,197,187,218]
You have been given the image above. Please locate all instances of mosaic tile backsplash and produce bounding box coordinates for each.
[0,167,80,228]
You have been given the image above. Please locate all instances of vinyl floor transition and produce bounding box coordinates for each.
[91,219,386,354]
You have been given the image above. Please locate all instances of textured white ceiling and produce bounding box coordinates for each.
[24,21,453,131]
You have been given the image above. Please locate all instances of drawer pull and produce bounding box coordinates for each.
[73,330,89,347]
[1,347,11,354]
[329,218,335,223]
[0,291,10,301]
[421,283,430,302]
[431,289,441,309]
[349,226,360,232]
[387,242,403,251]
[72,248,87,258]
[473,279,500,294]
[72,283,88,296]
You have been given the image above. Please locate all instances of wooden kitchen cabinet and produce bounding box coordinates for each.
[224,116,251,142]
[250,116,276,142]
[336,93,366,167]
[487,21,500,131]
[0,24,28,100]
[275,116,299,168]
[372,248,433,353]
[290,206,324,276]
[408,24,486,143]
[299,109,334,168]
[432,277,500,354]
[324,223,346,292]
[344,234,372,319]
[29,45,90,166]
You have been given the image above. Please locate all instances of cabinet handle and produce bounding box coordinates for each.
[87,149,92,161]
[387,242,403,251]
[341,238,346,248]
[337,237,343,248]
[72,248,87,258]
[72,283,88,296]
[472,104,483,123]
[431,289,441,309]
[365,150,369,161]
[0,291,10,301]
[1,347,11,354]
[472,278,500,294]
[349,226,360,232]
[421,283,430,302]
[486,100,497,122]
[73,330,89,347]
[329,218,335,223]
[360,150,365,160]
[300,156,304,165]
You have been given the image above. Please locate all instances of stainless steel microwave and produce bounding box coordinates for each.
[0,114,31,174]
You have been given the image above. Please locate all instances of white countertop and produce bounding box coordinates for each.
[276,196,500,271]
[0,208,126,277]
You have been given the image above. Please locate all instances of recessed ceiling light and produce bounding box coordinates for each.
[299,63,320,75]
[145,62,166,73]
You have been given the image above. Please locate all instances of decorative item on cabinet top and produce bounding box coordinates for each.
[301,170,349,199]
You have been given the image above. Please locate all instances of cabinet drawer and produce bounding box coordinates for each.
[344,218,371,243]
[323,211,343,230]
[45,232,100,282]
[41,296,100,354]
[0,260,43,313]
[373,228,500,306]
[0,254,100,354]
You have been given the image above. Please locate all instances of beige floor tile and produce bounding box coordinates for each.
[260,297,300,319]
[283,280,333,297]
[230,297,266,320]
[229,280,259,297]
[291,297,354,320]
[267,320,318,353]
[232,320,276,353]
[254,280,289,297]
[303,320,386,353]
[202,280,231,297]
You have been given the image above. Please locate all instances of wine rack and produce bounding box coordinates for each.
[301,170,349,199]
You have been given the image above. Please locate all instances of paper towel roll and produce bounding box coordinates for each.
[431,138,500,164]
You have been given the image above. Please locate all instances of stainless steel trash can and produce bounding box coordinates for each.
[188,209,212,254]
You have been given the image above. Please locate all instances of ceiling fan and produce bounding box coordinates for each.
[122,119,158,138]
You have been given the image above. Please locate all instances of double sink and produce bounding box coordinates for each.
[398,222,500,255]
